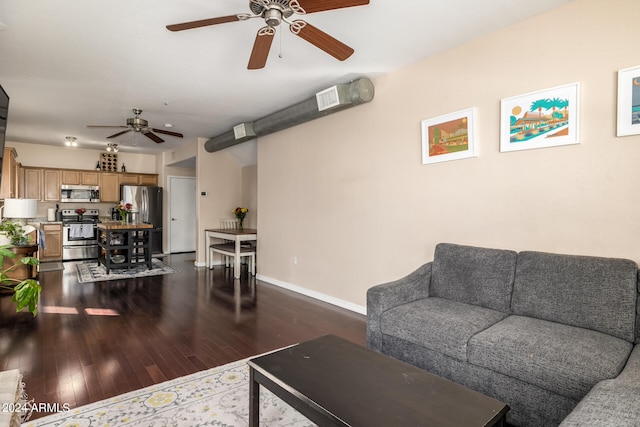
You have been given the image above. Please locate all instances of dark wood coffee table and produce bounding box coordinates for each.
[248,335,508,426]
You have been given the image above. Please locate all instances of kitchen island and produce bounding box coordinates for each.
[97,223,153,273]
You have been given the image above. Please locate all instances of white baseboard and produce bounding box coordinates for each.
[256,274,367,315]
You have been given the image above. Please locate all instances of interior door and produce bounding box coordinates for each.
[169,176,196,253]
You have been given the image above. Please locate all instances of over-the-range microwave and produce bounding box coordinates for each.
[60,185,100,203]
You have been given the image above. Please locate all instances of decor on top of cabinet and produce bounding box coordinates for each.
[100,152,118,172]
[233,207,249,230]
[616,65,640,137]
[421,108,476,165]
[500,82,580,152]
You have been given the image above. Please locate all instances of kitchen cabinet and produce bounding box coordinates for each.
[39,223,62,261]
[138,174,158,185]
[19,165,158,202]
[62,170,99,186]
[22,168,60,201]
[119,173,158,186]
[0,147,18,199]
[100,172,120,203]
[43,169,60,201]
[23,168,42,200]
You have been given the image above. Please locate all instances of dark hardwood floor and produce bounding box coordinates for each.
[0,253,366,420]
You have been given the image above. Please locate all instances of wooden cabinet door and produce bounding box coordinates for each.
[100,172,120,202]
[40,223,62,261]
[82,171,99,186]
[138,174,158,186]
[62,170,99,186]
[43,169,60,201]
[119,173,139,185]
[61,170,81,185]
[0,147,17,199]
[23,168,42,200]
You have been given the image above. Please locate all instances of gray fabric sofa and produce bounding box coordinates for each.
[366,243,640,426]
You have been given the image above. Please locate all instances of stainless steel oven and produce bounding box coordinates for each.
[61,209,99,260]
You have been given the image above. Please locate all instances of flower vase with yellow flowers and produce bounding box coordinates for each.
[233,207,248,230]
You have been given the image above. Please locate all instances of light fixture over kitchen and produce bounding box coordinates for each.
[65,136,78,147]
[106,143,119,152]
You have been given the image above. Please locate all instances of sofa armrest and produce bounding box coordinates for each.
[366,262,432,352]
[560,345,640,426]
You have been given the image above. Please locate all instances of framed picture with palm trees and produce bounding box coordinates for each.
[616,65,640,137]
[500,82,580,152]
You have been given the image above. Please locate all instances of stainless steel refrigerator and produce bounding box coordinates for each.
[120,185,163,254]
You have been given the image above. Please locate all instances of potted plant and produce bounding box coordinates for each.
[0,245,40,316]
[0,220,32,246]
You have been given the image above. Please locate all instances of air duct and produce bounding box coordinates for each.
[204,77,374,153]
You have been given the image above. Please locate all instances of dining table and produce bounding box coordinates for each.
[205,228,257,279]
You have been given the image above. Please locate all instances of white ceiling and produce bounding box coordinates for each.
[0,0,572,155]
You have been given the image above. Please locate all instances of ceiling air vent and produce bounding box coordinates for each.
[316,86,340,111]
[233,123,256,141]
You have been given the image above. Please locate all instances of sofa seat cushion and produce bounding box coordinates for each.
[380,297,507,361]
[468,315,632,400]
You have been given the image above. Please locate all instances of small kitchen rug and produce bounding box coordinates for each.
[76,259,178,283]
[38,261,65,272]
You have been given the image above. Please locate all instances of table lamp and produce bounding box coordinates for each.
[2,198,37,225]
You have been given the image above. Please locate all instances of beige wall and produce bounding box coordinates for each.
[195,138,242,265]
[257,0,640,311]
[8,141,157,173]
[241,164,258,229]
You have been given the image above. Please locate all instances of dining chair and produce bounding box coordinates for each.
[209,242,256,276]
[209,218,256,275]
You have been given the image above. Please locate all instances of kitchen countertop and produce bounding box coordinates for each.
[97,222,154,230]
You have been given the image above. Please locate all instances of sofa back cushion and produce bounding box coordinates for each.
[512,251,637,342]
[431,243,517,312]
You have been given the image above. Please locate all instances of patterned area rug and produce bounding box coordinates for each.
[76,259,178,283]
[23,357,315,427]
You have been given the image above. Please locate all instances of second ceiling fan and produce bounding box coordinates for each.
[87,109,184,143]
[166,0,370,70]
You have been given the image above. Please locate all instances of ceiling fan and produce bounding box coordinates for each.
[166,0,370,70]
[87,108,184,143]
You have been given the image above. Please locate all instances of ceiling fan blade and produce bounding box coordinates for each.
[166,15,240,32]
[151,128,184,138]
[290,20,354,61]
[294,0,369,14]
[143,131,165,143]
[87,125,127,128]
[107,129,132,138]
[247,27,275,70]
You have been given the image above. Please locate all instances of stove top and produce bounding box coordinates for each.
[60,209,100,224]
